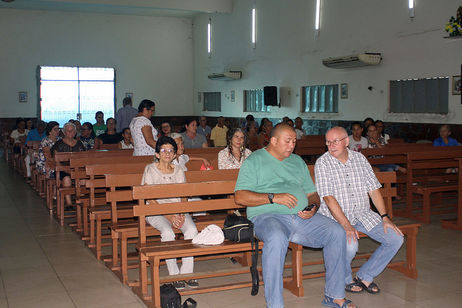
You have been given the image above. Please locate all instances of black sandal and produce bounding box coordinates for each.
[354,277,380,294]
[345,280,363,293]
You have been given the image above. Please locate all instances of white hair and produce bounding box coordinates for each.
[170,132,183,140]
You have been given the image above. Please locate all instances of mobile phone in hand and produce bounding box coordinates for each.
[303,203,317,212]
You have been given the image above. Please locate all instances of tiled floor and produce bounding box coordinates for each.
[1,160,462,307]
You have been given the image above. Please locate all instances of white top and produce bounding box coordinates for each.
[172,154,190,171]
[218,148,252,169]
[129,116,158,156]
[141,163,185,204]
[295,128,305,140]
[382,133,390,144]
[119,140,134,149]
[10,129,29,144]
[348,135,368,152]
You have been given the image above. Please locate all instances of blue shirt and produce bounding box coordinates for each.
[25,129,46,145]
[197,125,211,137]
[433,137,459,146]
[116,105,138,133]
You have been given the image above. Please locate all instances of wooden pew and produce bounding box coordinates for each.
[131,170,420,308]
[361,143,435,166]
[294,135,326,161]
[131,181,277,306]
[70,155,154,237]
[441,157,462,230]
[52,150,135,224]
[401,149,462,223]
[105,169,240,284]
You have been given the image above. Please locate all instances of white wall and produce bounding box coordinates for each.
[193,0,462,124]
[0,8,194,118]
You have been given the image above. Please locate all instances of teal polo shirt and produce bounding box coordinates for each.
[235,149,316,219]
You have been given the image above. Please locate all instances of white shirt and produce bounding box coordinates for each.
[218,148,252,169]
[315,149,382,231]
[10,129,29,144]
[295,128,305,140]
[172,154,190,171]
[348,135,368,152]
[130,116,158,156]
[141,163,185,204]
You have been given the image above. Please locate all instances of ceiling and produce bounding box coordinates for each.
[0,0,233,17]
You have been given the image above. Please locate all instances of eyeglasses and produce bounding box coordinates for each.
[159,148,175,154]
[325,136,347,146]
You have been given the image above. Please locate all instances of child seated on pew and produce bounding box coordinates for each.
[118,127,134,149]
[170,132,210,171]
[141,136,199,290]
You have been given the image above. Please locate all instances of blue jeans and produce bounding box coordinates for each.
[345,221,404,284]
[251,213,346,308]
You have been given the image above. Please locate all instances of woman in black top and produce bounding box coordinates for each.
[94,117,122,149]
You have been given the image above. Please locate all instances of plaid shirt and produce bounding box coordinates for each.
[315,149,382,231]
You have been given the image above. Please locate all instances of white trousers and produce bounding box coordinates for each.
[24,154,33,177]
[146,214,198,275]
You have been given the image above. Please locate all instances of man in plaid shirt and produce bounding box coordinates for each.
[315,126,404,295]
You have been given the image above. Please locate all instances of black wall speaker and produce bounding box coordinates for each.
[264,86,278,106]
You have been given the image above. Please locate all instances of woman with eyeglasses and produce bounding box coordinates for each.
[141,136,199,290]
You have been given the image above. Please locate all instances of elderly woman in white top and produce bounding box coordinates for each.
[218,128,252,169]
[129,99,158,156]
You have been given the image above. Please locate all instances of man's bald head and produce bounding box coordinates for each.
[326,126,348,139]
[271,123,296,138]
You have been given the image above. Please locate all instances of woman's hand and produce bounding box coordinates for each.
[170,214,185,229]
[202,158,211,167]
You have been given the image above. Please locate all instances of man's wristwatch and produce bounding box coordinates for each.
[380,213,390,220]
[268,193,274,204]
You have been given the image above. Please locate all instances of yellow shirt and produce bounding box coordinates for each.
[210,125,228,147]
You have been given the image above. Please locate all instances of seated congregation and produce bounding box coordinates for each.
[4,101,462,308]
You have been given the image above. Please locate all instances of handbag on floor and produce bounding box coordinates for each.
[160,284,197,308]
[223,212,259,296]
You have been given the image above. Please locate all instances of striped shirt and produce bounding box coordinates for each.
[315,149,382,231]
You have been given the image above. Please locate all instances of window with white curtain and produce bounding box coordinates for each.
[38,66,115,126]
[203,92,221,111]
[302,84,338,113]
[389,77,448,113]
[243,89,269,112]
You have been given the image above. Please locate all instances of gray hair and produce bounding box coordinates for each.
[170,132,183,140]
[63,122,77,132]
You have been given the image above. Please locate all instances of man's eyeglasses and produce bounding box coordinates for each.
[159,148,175,154]
[325,136,347,146]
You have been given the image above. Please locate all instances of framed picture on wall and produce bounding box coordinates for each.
[340,83,348,99]
[18,91,28,103]
[452,75,461,95]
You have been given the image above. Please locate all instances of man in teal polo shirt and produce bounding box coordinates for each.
[235,123,354,308]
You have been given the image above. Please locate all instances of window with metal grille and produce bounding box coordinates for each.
[302,84,338,113]
[38,66,115,126]
[203,92,221,111]
[243,89,269,112]
[389,77,449,113]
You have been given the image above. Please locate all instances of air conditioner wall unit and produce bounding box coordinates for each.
[208,71,242,80]
[322,53,382,69]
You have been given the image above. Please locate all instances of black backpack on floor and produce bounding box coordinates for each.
[160,284,197,308]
